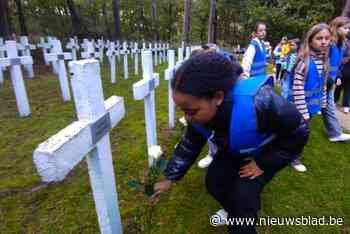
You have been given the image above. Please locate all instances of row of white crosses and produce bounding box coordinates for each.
[32,47,188,232]
[164,45,191,129]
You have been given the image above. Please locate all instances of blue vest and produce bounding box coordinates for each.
[250,40,267,76]
[329,43,344,81]
[304,58,325,116]
[191,75,275,156]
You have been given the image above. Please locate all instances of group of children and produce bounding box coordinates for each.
[149,17,350,234]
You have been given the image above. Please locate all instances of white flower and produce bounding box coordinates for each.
[179,116,188,126]
[148,145,163,161]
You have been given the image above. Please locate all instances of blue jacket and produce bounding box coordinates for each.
[250,40,267,76]
[165,77,309,180]
[304,58,325,116]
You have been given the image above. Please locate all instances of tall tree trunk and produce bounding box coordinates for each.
[14,0,28,35]
[66,0,83,36]
[102,0,111,39]
[0,0,10,39]
[208,0,216,43]
[182,0,191,46]
[342,0,350,17]
[168,2,173,41]
[112,0,121,40]
[151,0,158,41]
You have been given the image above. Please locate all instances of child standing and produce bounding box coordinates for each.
[241,22,268,78]
[322,16,350,142]
[291,23,331,172]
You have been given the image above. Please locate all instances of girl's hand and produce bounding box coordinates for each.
[149,179,172,203]
[336,78,342,86]
[239,159,264,179]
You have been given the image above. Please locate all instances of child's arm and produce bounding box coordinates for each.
[241,44,256,78]
[292,61,310,120]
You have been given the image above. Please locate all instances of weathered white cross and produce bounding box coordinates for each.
[18,36,36,78]
[66,37,80,61]
[0,40,5,85]
[37,37,51,65]
[131,42,140,75]
[81,39,100,60]
[106,42,119,84]
[33,59,125,234]
[96,39,105,63]
[132,50,160,167]
[119,41,129,80]
[164,50,177,129]
[0,40,32,117]
[44,39,72,101]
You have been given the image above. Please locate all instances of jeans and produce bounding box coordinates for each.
[321,85,342,138]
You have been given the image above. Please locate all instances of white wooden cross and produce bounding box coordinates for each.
[164,50,177,129]
[119,41,129,80]
[153,42,158,66]
[116,40,121,61]
[96,39,105,63]
[18,36,36,78]
[81,39,100,60]
[132,42,140,75]
[0,40,32,117]
[185,46,191,60]
[37,37,51,65]
[0,40,5,85]
[47,36,60,74]
[106,42,119,84]
[129,41,134,60]
[66,37,80,61]
[132,51,160,167]
[178,47,183,62]
[33,59,125,234]
[44,39,72,101]
[142,42,146,51]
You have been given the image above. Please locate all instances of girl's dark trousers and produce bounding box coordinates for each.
[205,154,275,234]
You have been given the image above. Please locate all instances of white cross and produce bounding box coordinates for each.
[18,36,36,78]
[0,40,5,85]
[153,42,158,66]
[47,36,60,74]
[142,42,146,51]
[81,39,100,60]
[178,47,183,62]
[115,40,121,61]
[132,42,140,75]
[119,41,129,80]
[33,59,125,234]
[185,46,191,59]
[164,50,177,129]
[0,40,32,117]
[66,37,80,61]
[45,39,72,101]
[96,39,105,63]
[132,50,160,167]
[37,37,51,65]
[106,42,119,84]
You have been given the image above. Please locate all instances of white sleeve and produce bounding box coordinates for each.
[241,44,256,78]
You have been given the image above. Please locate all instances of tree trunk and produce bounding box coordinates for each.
[0,0,10,39]
[151,0,158,41]
[182,0,191,46]
[112,0,121,40]
[14,0,28,36]
[66,0,83,36]
[168,2,173,41]
[342,0,350,17]
[102,0,111,39]
[208,0,216,43]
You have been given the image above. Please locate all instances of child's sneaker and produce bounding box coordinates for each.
[179,116,188,126]
[291,159,307,172]
[198,154,213,168]
[211,209,228,226]
[329,133,350,142]
[343,107,349,113]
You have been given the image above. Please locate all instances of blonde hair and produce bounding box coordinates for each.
[330,16,350,47]
[298,23,331,75]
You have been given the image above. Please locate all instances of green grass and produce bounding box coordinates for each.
[0,58,349,234]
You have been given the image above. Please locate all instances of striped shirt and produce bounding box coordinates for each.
[292,51,327,120]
